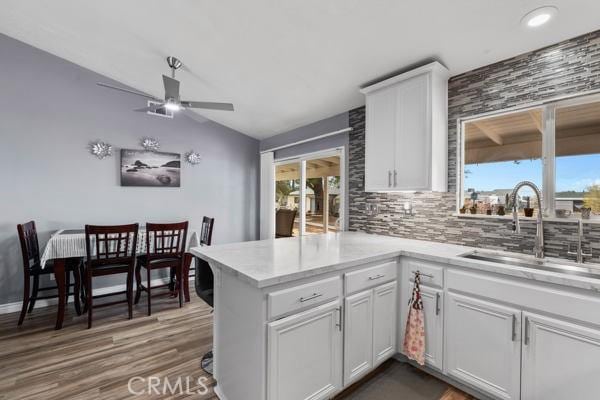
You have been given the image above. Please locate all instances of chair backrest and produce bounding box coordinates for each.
[145,221,189,260]
[17,221,40,270]
[275,209,297,237]
[85,224,139,267]
[200,217,214,246]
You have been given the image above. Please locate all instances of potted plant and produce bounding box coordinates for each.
[497,205,506,216]
[469,203,478,214]
[459,205,467,214]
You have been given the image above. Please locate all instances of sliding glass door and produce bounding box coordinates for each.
[274,149,344,237]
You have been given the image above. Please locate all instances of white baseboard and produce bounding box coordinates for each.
[0,277,171,315]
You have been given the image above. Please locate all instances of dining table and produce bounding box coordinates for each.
[40,228,200,329]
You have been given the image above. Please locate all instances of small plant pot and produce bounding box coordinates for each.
[459,207,466,214]
[469,207,477,215]
[497,206,506,216]
[486,210,492,215]
[524,208,534,217]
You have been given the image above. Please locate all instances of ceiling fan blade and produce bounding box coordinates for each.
[181,101,234,111]
[97,82,157,100]
[134,103,165,113]
[162,75,180,100]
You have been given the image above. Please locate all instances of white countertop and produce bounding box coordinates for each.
[190,231,600,292]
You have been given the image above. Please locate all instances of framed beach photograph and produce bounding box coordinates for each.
[120,149,181,187]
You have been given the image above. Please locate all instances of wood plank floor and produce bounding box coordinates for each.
[0,288,472,400]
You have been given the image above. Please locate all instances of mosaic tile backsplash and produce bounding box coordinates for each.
[348,31,600,262]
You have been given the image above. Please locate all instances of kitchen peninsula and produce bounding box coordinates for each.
[192,231,600,400]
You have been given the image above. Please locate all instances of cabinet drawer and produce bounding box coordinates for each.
[345,261,397,295]
[268,276,341,320]
[405,259,443,288]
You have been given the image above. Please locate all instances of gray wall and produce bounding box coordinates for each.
[348,30,600,261]
[0,34,259,305]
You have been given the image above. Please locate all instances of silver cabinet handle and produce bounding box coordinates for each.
[524,316,530,345]
[511,314,517,342]
[411,270,434,279]
[388,170,392,187]
[394,169,398,187]
[368,274,385,280]
[435,293,441,315]
[299,293,322,302]
[336,306,343,331]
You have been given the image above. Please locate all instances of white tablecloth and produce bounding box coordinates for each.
[41,229,199,268]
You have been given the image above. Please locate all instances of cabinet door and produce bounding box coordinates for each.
[420,286,444,371]
[522,312,600,400]
[395,73,431,190]
[446,293,521,400]
[364,85,397,191]
[372,281,397,367]
[399,281,444,371]
[343,290,373,385]
[268,300,342,400]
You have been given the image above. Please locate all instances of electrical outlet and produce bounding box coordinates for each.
[365,203,379,216]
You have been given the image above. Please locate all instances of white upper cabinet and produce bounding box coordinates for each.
[361,62,449,192]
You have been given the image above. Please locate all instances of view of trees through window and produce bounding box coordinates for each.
[463,99,600,219]
[275,155,341,236]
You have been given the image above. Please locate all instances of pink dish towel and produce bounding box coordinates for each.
[403,271,425,365]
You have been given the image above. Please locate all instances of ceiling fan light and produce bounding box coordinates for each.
[164,102,181,112]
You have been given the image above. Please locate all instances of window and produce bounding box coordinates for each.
[460,95,600,219]
[274,149,344,237]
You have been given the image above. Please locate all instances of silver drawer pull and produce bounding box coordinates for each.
[299,293,323,302]
[411,270,434,279]
[368,274,385,280]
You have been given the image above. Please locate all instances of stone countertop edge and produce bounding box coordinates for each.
[190,234,600,292]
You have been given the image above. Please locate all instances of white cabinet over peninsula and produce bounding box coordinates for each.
[191,232,600,400]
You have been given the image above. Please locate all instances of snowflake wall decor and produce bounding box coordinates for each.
[185,151,202,165]
[89,141,113,159]
[141,137,160,152]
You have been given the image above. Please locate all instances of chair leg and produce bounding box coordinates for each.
[134,264,142,305]
[28,275,39,313]
[176,264,183,308]
[126,269,133,320]
[86,272,93,329]
[80,264,87,312]
[65,269,71,305]
[169,267,176,292]
[73,266,82,316]
[18,274,30,326]
[146,267,152,316]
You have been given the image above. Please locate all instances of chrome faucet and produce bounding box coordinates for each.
[510,181,544,259]
[568,219,593,263]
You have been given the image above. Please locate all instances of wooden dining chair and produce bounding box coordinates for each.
[17,221,82,325]
[84,223,138,329]
[135,221,188,316]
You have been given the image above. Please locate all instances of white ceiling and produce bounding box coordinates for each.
[1,1,599,140]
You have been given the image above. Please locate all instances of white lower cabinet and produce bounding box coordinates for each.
[344,281,397,386]
[419,286,444,370]
[344,290,374,385]
[399,282,444,371]
[521,312,600,400]
[372,281,398,366]
[267,300,343,400]
[445,293,521,400]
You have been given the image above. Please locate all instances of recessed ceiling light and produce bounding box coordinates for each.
[521,6,558,28]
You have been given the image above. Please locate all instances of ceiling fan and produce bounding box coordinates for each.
[97,56,234,114]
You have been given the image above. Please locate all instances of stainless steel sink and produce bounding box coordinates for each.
[459,250,600,279]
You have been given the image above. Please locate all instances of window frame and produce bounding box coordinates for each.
[457,90,600,217]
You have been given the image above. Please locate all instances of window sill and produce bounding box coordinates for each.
[452,213,600,224]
